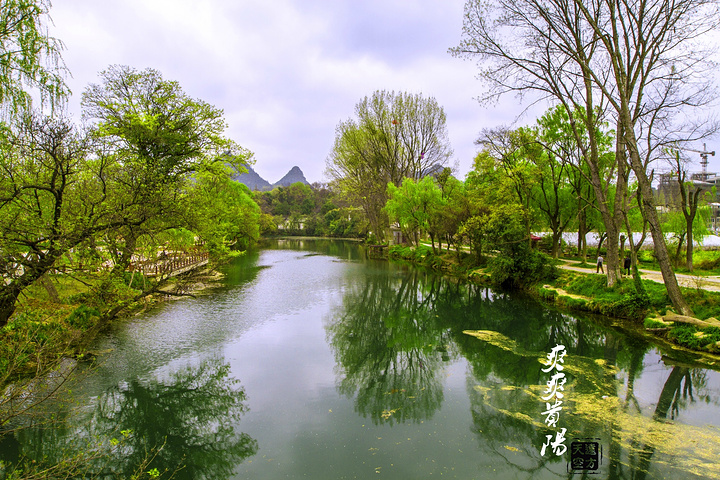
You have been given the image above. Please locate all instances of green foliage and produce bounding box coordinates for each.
[65,305,100,329]
[607,293,650,319]
[681,288,720,320]
[0,310,75,383]
[557,295,589,310]
[691,249,720,270]
[253,182,366,238]
[385,177,445,247]
[477,204,557,288]
[537,286,558,301]
[0,0,69,115]
[0,114,105,326]
[190,172,260,255]
[326,90,452,240]
[488,247,557,289]
[560,274,668,319]
[388,244,434,263]
[644,318,668,329]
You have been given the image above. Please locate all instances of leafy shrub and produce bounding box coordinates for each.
[488,248,557,289]
[66,305,100,329]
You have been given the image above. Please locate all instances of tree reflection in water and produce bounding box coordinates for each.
[327,267,448,424]
[465,320,720,479]
[4,357,256,479]
[327,262,720,479]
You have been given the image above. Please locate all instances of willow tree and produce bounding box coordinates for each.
[326,90,452,241]
[0,0,68,116]
[451,0,720,315]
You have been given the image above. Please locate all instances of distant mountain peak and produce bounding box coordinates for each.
[233,164,272,191]
[274,166,308,187]
[233,164,309,191]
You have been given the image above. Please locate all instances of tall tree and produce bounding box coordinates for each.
[385,176,445,250]
[81,65,246,272]
[326,90,452,241]
[668,151,710,272]
[451,0,719,314]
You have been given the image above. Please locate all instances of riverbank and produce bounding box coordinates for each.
[0,260,224,395]
[383,243,720,357]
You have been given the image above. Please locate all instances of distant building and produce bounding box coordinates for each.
[656,171,717,207]
[656,171,720,232]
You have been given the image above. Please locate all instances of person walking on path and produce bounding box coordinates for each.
[596,255,604,274]
[623,256,631,275]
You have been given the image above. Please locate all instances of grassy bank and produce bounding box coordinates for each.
[538,271,720,354]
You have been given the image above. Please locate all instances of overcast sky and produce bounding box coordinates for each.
[49,0,720,184]
[48,0,544,184]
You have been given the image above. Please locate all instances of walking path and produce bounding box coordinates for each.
[417,241,720,292]
[558,259,720,292]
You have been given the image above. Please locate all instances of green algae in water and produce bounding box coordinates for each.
[465,328,720,479]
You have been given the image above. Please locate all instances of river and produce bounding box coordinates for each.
[2,238,719,479]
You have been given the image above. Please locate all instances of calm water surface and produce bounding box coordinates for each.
[4,239,720,479]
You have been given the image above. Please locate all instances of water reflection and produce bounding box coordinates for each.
[464,321,720,479]
[2,358,256,479]
[261,237,365,262]
[327,267,448,424]
[327,260,720,479]
[4,239,720,479]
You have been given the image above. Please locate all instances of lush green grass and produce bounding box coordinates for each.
[554,273,667,319]
[667,325,720,352]
[644,318,668,329]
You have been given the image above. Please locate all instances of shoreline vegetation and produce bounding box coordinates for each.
[0,257,225,408]
[381,242,720,360]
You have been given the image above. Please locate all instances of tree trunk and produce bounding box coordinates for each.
[623,211,648,297]
[625,150,692,314]
[674,233,685,267]
[616,82,693,315]
[686,216,694,272]
[577,198,585,259]
[551,230,561,258]
[605,232,620,286]
[597,233,606,255]
[40,274,60,303]
[0,289,20,328]
[0,251,64,327]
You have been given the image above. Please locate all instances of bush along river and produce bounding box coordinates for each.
[2,238,720,479]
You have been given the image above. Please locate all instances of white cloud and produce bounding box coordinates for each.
[49,0,530,183]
